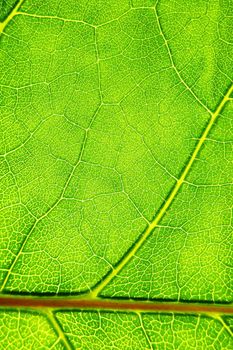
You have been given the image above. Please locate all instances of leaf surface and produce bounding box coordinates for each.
[0,0,232,349]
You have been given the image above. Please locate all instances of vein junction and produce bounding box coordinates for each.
[0,0,24,33]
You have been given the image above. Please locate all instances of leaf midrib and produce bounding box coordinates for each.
[0,296,233,315]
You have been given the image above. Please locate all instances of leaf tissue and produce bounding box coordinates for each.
[0,0,232,349]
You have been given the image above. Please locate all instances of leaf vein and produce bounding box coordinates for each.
[90,83,233,297]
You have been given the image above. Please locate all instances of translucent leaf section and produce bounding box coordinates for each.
[56,311,233,350]
[0,0,233,349]
[0,310,63,349]
[101,104,233,302]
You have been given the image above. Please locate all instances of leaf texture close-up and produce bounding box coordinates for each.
[0,0,233,349]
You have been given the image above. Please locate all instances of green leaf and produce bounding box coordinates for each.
[0,0,233,349]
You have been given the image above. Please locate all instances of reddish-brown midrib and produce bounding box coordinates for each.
[0,297,232,315]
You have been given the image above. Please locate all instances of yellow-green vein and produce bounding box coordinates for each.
[45,309,73,350]
[90,83,233,298]
[0,0,24,34]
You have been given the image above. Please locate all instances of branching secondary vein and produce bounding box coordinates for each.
[45,309,73,350]
[0,0,25,34]
[214,315,233,338]
[90,83,233,297]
